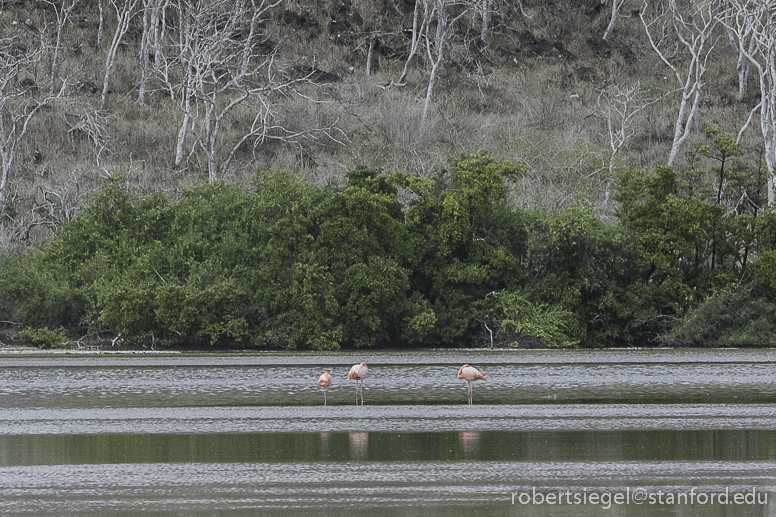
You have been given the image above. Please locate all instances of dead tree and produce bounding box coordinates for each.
[597,82,666,174]
[137,0,171,104]
[157,0,345,183]
[0,36,68,212]
[420,0,472,124]
[397,0,430,86]
[397,1,476,123]
[603,0,629,42]
[723,0,776,205]
[97,0,105,45]
[724,17,755,102]
[422,0,448,124]
[640,0,722,167]
[62,106,111,166]
[42,0,81,96]
[162,0,279,179]
[101,0,140,108]
[478,0,495,44]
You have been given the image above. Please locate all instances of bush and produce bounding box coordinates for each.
[666,285,776,347]
[2,156,772,350]
[19,327,73,349]
[0,251,85,331]
[497,291,580,348]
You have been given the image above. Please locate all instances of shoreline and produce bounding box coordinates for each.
[0,344,760,356]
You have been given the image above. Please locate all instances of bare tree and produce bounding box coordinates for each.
[166,0,263,177]
[42,0,81,96]
[101,0,140,108]
[157,0,345,182]
[156,0,195,167]
[724,19,755,101]
[603,0,629,42]
[137,0,171,104]
[420,0,472,124]
[396,1,477,124]
[597,82,667,210]
[640,0,722,167]
[164,0,276,179]
[397,0,430,86]
[597,81,666,173]
[478,0,495,44]
[723,0,776,205]
[0,37,68,211]
[421,0,448,124]
[96,0,105,45]
[62,105,111,166]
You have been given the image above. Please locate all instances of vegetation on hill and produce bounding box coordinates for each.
[0,0,775,348]
[4,149,776,350]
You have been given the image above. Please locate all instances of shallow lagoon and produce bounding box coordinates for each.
[0,348,775,516]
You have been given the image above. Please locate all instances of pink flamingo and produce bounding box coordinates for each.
[347,362,368,405]
[318,371,332,406]
[457,364,487,405]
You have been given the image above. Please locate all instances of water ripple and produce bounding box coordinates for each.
[0,461,773,514]
[1,404,776,435]
[0,353,775,408]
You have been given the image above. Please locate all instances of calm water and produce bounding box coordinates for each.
[0,348,775,516]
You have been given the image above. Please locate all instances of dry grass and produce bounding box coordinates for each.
[0,0,766,248]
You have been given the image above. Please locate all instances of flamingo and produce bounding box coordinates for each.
[457,364,487,405]
[347,362,368,405]
[318,371,332,406]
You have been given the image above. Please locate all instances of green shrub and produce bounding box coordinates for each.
[19,327,73,349]
[497,291,580,348]
[667,285,776,347]
[0,251,85,331]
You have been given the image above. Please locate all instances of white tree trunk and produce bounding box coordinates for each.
[603,0,627,42]
[137,1,151,104]
[723,0,776,204]
[203,105,219,183]
[666,87,703,167]
[174,93,190,167]
[97,0,104,45]
[757,75,776,205]
[49,26,64,97]
[43,0,80,95]
[422,56,442,124]
[421,0,451,124]
[0,127,11,210]
[398,0,427,85]
[101,0,139,108]
[641,0,720,168]
[365,36,373,76]
[480,0,493,44]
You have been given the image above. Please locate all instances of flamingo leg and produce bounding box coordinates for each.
[468,381,473,405]
[360,381,365,405]
[323,387,327,406]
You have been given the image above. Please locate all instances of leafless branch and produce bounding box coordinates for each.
[640,0,722,167]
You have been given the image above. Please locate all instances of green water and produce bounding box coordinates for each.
[2,430,776,465]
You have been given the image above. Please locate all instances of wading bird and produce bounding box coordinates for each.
[347,362,368,405]
[457,364,487,405]
[318,371,332,406]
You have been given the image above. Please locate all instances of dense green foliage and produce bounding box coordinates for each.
[18,326,72,349]
[2,149,776,349]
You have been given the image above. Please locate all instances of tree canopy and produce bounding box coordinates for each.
[3,148,776,350]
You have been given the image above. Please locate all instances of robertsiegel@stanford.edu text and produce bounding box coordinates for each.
[511,487,768,509]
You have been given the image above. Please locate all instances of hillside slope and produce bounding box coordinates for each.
[0,0,760,250]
